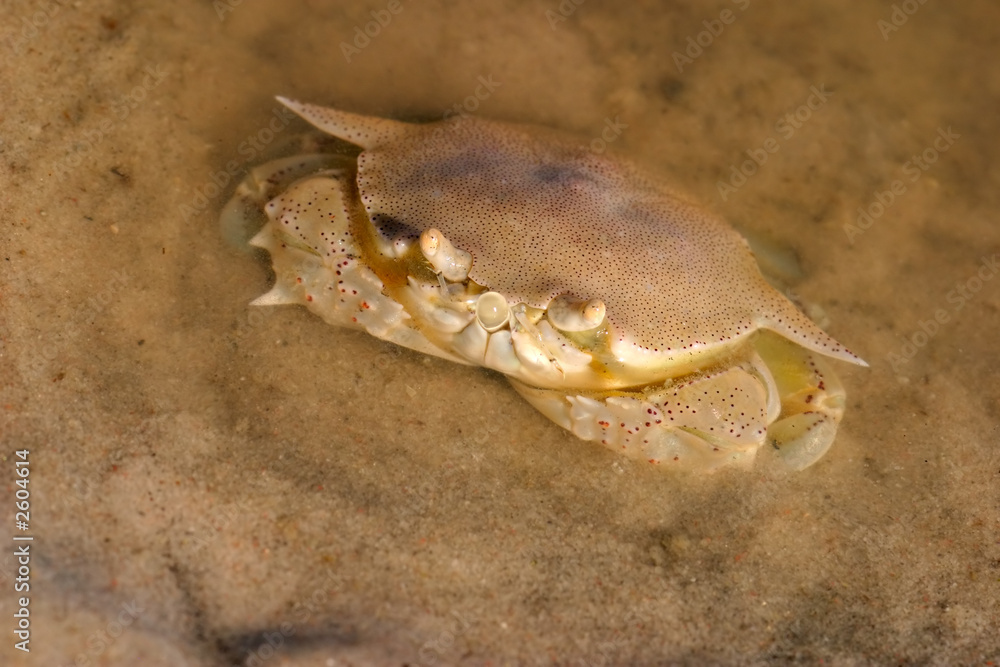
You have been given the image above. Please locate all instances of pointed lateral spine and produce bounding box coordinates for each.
[276,96,413,150]
[761,310,868,368]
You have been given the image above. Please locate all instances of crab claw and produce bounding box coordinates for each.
[419,228,473,282]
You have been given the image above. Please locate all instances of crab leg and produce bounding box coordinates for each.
[753,332,848,470]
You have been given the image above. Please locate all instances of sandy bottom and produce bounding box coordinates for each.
[2,0,998,664]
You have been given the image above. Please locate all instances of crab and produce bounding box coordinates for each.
[221,97,867,472]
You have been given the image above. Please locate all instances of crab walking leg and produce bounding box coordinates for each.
[754,333,848,470]
[508,359,776,471]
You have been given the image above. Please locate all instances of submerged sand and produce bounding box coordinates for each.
[1,0,998,664]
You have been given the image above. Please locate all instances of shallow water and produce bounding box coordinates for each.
[2,0,998,664]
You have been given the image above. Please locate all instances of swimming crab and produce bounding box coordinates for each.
[222,97,866,472]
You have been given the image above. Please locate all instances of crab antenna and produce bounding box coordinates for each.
[276,97,412,150]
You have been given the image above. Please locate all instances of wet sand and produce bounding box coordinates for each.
[1,0,998,664]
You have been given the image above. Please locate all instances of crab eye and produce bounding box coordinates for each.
[547,294,606,332]
[419,228,473,282]
[476,292,509,332]
[419,228,441,256]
